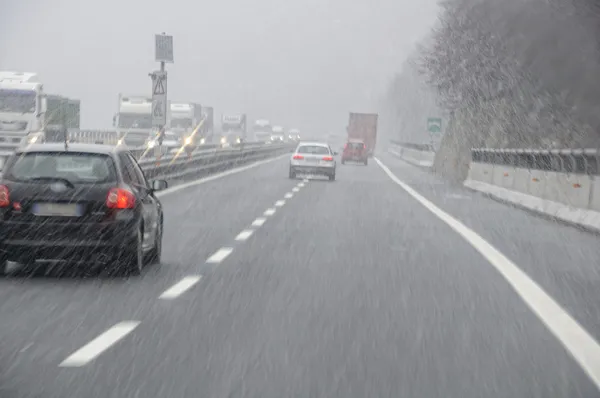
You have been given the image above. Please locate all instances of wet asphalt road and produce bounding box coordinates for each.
[0,151,599,397]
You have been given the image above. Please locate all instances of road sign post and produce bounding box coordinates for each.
[151,33,174,160]
[427,117,442,149]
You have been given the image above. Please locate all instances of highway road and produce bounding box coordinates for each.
[0,150,600,397]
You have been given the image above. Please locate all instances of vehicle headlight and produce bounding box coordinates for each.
[236,138,241,144]
[220,137,226,144]
[184,137,192,145]
[200,138,205,144]
[147,140,156,148]
[117,139,123,146]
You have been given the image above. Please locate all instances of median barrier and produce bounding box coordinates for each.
[465,148,600,232]
[388,140,435,168]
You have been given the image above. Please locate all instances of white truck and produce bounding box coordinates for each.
[169,102,201,135]
[253,119,272,143]
[288,128,300,142]
[0,71,81,166]
[220,113,247,147]
[113,94,155,148]
[271,125,285,142]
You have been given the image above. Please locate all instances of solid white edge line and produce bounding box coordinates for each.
[374,157,600,391]
[275,200,285,207]
[156,153,288,197]
[235,229,254,241]
[206,247,233,263]
[264,208,276,216]
[252,217,266,226]
[284,193,293,199]
[159,275,202,300]
[59,321,140,367]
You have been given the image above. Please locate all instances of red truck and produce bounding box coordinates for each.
[346,112,378,157]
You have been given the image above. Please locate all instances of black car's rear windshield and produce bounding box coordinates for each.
[3,152,117,184]
[297,145,330,155]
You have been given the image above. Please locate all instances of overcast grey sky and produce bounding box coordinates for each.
[0,0,438,133]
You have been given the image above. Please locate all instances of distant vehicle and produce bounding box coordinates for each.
[220,113,247,147]
[271,125,285,142]
[253,119,272,143]
[288,128,301,142]
[169,102,202,144]
[113,94,154,148]
[289,141,337,181]
[147,131,181,155]
[347,112,378,157]
[0,71,80,158]
[341,139,368,165]
[0,143,168,275]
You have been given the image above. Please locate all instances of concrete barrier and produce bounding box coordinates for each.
[465,148,600,232]
[388,141,435,169]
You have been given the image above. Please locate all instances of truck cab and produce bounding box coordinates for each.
[271,125,285,142]
[220,114,247,147]
[254,119,272,143]
[0,72,45,157]
[288,128,301,142]
[114,94,154,148]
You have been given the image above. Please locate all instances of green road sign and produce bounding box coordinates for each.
[427,117,442,134]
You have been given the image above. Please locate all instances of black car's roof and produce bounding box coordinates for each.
[15,144,127,156]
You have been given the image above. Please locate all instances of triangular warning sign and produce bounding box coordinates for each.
[153,76,165,95]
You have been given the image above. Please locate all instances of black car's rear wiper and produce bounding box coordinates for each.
[26,177,75,189]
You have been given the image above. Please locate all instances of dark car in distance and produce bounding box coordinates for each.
[341,139,368,165]
[0,143,168,276]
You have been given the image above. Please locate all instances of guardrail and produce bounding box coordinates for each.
[465,147,600,232]
[388,140,435,168]
[137,142,292,183]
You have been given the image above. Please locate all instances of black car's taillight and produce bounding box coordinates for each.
[106,188,136,209]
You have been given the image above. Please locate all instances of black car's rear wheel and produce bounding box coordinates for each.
[289,167,296,179]
[114,225,143,276]
[145,219,162,266]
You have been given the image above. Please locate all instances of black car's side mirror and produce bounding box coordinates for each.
[152,179,168,191]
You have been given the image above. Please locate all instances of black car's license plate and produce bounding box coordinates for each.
[31,203,83,217]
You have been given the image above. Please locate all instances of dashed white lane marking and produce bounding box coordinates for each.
[292,187,300,192]
[19,343,33,353]
[275,200,285,207]
[298,182,305,187]
[59,321,140,367]
[264,208,276,216]
[284,193,293,199]
[252,217,266,226]
[375,157,600,391]
[206,247,233,263]
[235,229,254,241]
[159,276,202,300]
[303,178,309,182]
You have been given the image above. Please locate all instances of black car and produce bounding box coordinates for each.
[0,143,167,276]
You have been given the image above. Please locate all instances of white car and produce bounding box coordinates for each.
[289,141,337,181]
